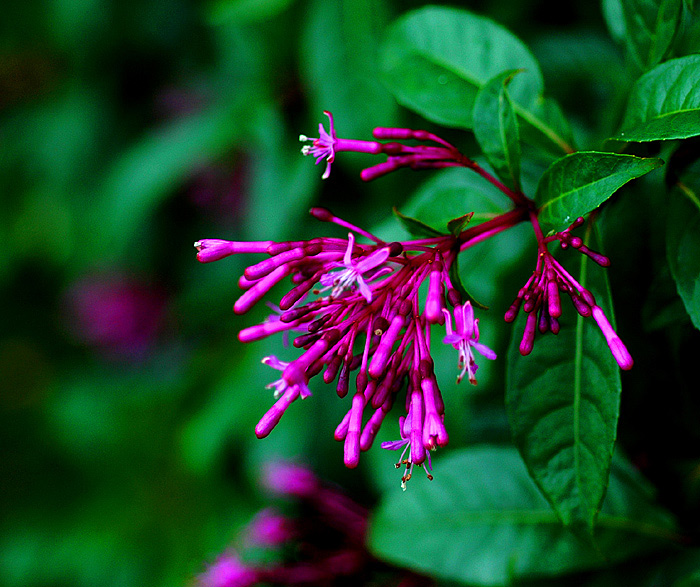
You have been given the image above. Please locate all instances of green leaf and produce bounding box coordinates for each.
[473,70,522,191]
[602,0,626,43]
[396,166,514,235]
[392,207,445,238]
[667,179,700,330]
[516,95,576,157]
[206,0,295,24]
[535,152,662,232]
[447,212,474,237]
[620,0,683,70]
[369,446,678,587]
[614,55,700,142]
[380,6,574,153]
[380,7,542,128]
[505,283,621,534]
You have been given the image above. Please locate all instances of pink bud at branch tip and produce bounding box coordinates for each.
[591,306,633,370]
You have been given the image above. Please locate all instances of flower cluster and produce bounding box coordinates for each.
[195,206,500,480]
[505,216,633,370]
[196,462,433,587]
[197,111,634,483]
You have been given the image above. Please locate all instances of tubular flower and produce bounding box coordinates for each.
[198,112,634,488]
[442,302,497,384]
[506,216,633,370]
[195,206,500,480]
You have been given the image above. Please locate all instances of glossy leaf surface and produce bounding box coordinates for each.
[536,152,662,232]
[473,70,522,191]
[616,55,700,142]
[620,0,682,70]
[380,6,542,129]
[369,446,677,586]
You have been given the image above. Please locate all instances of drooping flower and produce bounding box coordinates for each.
[196,205,511,476]
[196,112,634,486]
[442,302,497,384]
[506,216,633,369]
[381,416,433,491]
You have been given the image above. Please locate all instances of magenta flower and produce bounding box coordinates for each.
[442,302,497,384]
[506,217,633,370]
[300,111,383,179]
[245,508,296,547]
[198,552,258,587]
[196,460,433,586]
[62,273,165,361]
[261,355,312,399]
[195,204,513,475]
[299,111,337,180]
[318,232,392,302]
[197,112,634,484]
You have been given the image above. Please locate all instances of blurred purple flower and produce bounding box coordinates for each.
[196,461,432,586]
[63,273,166,361]
[199,552,258,587]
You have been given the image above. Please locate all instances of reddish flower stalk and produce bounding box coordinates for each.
[300,111,530,207]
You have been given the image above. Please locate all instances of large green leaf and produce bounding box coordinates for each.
[380,7,574,153]
[535,152,662,232]
[602,0,626,43]
[667,173,700,330]
[473,70,522,191]
[369,447,678,587]
[615,55,700,142]
[380,6,543,129]
[620,0,683,71]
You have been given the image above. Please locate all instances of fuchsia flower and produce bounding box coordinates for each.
[299,111,337,179]
[199,552,258,587]
[318,232,392,302]
[299,111,383,179]
[197,461,432,586]
[195,204,511,482]
[506,216,633,370]
[197,112,634,485]
[381,415,434,491]
[63,273,166,361]
[442,302,498,384]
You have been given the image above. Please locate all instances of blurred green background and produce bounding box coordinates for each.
[0,0,665,585]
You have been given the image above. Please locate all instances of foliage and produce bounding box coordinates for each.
[2,0,700,586]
